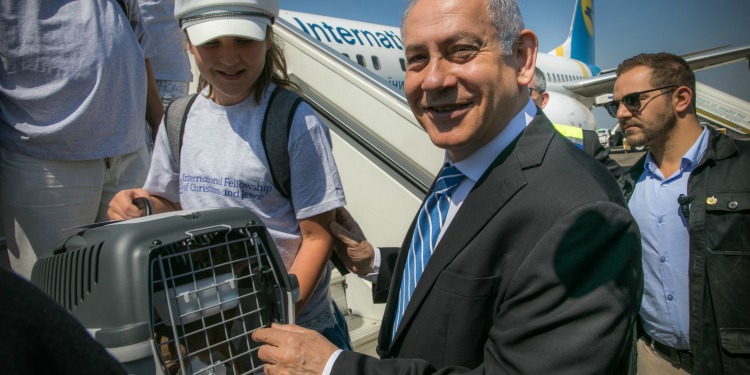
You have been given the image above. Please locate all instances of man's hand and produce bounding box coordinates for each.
[252,323,337,375]
[330,207,375,276]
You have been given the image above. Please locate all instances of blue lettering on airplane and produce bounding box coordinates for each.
[292,17,404,51]
[387,79,404,91]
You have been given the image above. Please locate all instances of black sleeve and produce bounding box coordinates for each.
[0,268,127,374]
[373,247,400,303]
[585,131,625,179]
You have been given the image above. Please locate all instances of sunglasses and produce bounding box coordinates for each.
[605,85,678,118]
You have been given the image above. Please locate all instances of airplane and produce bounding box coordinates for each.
[279,0,600,129]
[278,0,750,132]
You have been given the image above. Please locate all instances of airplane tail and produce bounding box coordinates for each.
[550,0,597,70]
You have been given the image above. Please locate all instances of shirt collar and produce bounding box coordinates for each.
[682,125,710,169]
[447,98,537,182]
[643,125,710,177]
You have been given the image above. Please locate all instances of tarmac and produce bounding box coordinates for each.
[609,147,646,168]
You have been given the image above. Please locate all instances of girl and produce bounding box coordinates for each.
[109,0,352,351]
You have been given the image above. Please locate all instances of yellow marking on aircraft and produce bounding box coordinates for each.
[573,60,590,77]
[555,45,566,57]
[582,0,594,37]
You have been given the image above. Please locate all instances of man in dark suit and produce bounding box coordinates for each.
[252,0,643,373]
[530,67,624,178]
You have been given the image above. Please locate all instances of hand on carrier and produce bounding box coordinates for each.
[330,207,375,276]
[108,189,152,220]
[253,323,338,375]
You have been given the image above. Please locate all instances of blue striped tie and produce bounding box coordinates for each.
[393,164,464,339]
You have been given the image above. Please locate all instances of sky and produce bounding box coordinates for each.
[279,0,750,130]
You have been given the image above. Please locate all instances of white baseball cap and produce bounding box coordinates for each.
[174,0,279,45]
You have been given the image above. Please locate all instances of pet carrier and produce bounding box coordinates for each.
[30,207,299,375]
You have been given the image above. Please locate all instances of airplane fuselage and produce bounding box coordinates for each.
[279,9,599,130]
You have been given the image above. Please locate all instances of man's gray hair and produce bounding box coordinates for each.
[533,67,546,92]
[401,0,525,56]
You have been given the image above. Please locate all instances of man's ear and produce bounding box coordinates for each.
[540,92,550,109]
[673,86,693,113]
[516,30,538,87]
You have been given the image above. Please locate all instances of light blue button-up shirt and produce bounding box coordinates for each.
[629,126,709,350]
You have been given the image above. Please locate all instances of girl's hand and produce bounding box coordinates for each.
[108,189,152,220]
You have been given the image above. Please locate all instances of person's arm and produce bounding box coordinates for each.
[585,131,625,179]
[472,201,641,374]
[329,207,374,276]
[144,58,163,140]
[290,210,336,315]
[330,207,393,301]
[108,189,180,220]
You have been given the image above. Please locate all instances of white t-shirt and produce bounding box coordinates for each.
[144,84,346,322]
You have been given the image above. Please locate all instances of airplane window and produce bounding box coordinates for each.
[342,53,350,59]
[371,56,381,70]
[399,58,406,72]
[356,54,366,68]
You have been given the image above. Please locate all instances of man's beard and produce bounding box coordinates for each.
[624,107,677,148]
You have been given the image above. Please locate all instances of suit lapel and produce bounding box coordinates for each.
[382,113,557,353]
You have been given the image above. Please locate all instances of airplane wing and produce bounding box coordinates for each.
[563,44,750,98]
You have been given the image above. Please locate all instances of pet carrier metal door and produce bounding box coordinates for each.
[31,207,299,375]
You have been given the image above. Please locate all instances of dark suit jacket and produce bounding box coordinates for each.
[0,268,127,374]
[333,113,643,374]
[582,129,625,179]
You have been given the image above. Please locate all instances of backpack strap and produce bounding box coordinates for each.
[261,88,304,199]
[163,93,199,167]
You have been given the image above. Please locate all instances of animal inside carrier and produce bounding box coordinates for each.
[30,207,299,375]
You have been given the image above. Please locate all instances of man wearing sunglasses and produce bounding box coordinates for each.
[614,52,750,375]
[531,68,623,178]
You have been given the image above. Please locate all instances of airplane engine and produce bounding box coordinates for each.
[542,91,597,131]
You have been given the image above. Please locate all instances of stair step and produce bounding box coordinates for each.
[329,272,348,315]
[329,267,380,357]
[345,315,380,358]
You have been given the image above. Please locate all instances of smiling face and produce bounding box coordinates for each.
[189,35,270,106]
[403,0,534,162]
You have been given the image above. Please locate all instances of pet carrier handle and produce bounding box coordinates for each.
[184,225,233,238]
[132,197,152,216]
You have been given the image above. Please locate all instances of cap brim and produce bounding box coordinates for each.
[186,18,269,45]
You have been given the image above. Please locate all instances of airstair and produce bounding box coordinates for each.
[695,82,750,138]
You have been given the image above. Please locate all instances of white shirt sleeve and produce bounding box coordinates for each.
[321,349,344,375]
[361,247,381,283]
